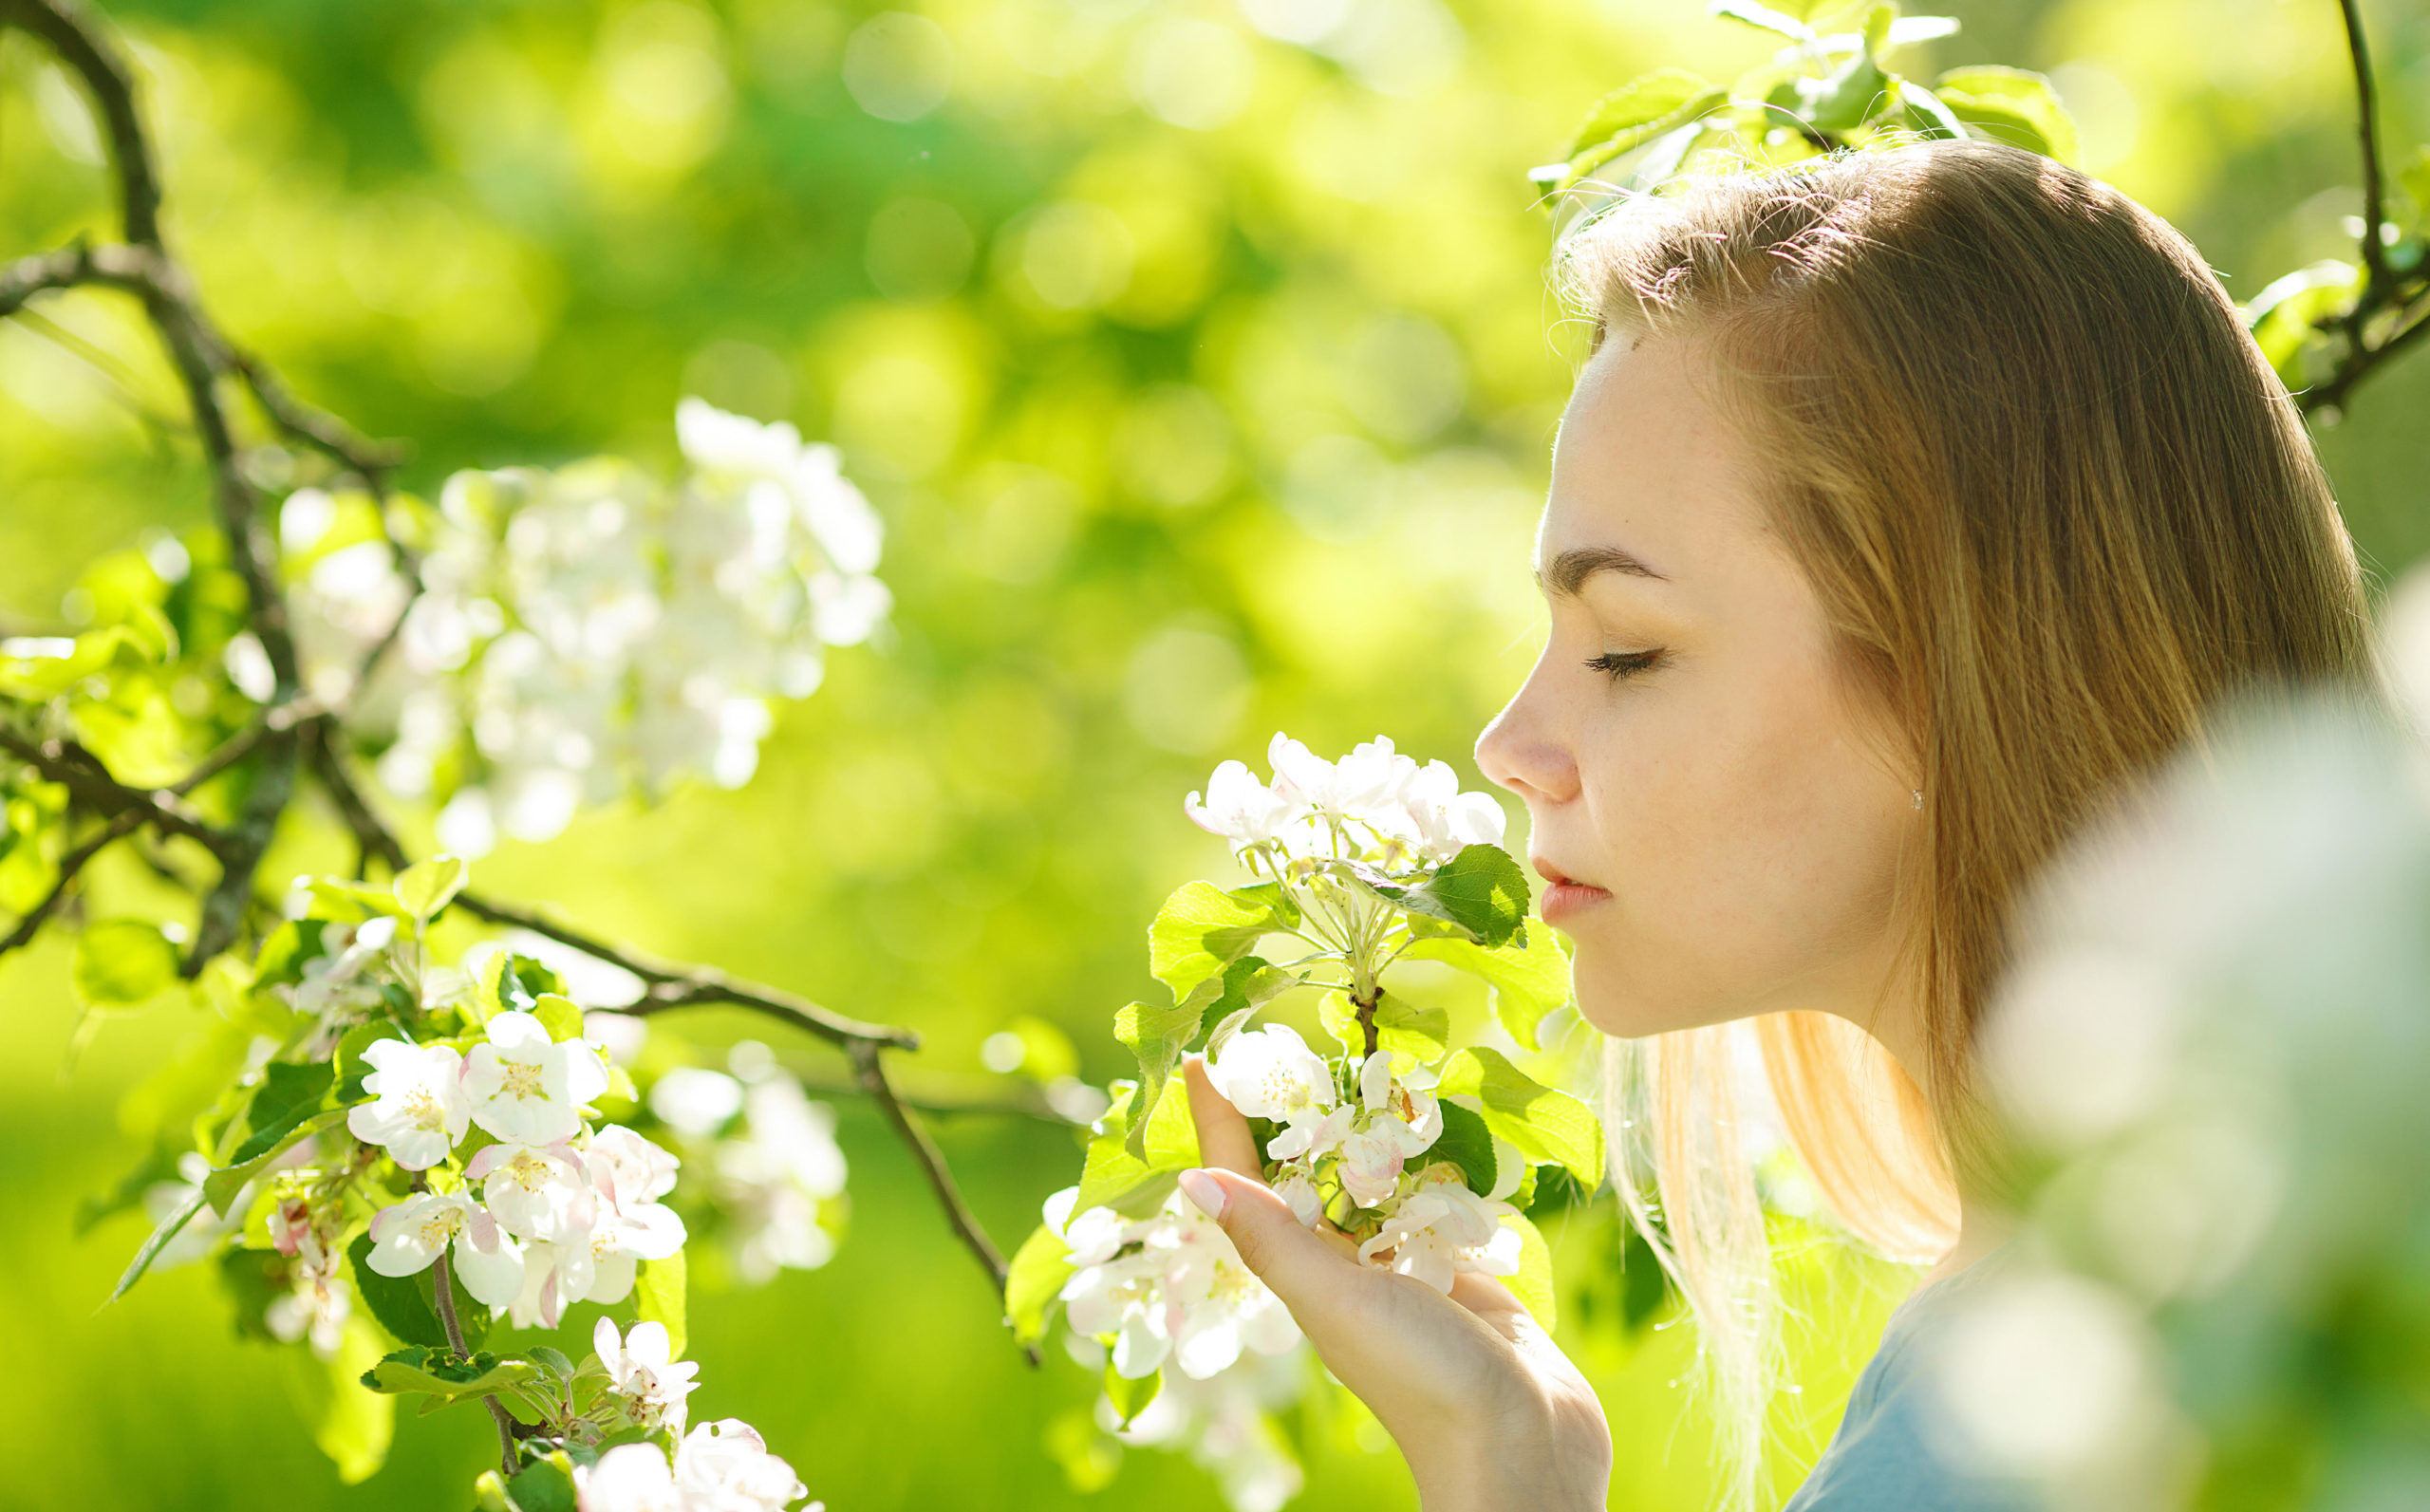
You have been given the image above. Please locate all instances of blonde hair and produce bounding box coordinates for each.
[1557,140,2372,1508]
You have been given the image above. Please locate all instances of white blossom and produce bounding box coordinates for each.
[1052,1185,1300,1383]
[465,1141,594,1241]
[594,1316,700,1438]
[364,1190,525,1308]
[1354,1166,1522,1295]
[1403,757,1507,862]
[462,1009,609,1145]
[1184,760,1303,851]
[345,1039,471,1170]
[1206,1024,1336,1123]
[671,1419,814,1511]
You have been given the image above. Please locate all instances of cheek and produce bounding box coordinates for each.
[1563,669,1909,1032]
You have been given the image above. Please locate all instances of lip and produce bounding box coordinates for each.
[1532,855,1613,925]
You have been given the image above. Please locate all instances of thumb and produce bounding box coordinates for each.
[1177,1166,1360,1312]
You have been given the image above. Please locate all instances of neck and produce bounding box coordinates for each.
[1843,981,2019,1289]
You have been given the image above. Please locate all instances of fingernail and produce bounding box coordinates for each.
[1177,1167,1226,1221]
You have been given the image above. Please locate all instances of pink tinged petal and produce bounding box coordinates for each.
[615,1204,687,1260]
[467,1205,501,1250]
[1359,1051,1393,1111]
[465,1145,511,1181]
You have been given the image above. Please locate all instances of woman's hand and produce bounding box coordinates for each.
[1177,1054,1612,1512]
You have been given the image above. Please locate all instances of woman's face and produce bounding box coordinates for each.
[1474,330,1917,1039]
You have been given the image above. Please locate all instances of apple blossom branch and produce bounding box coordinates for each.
[0,0,1029,1357]
[2302,0,2426,419]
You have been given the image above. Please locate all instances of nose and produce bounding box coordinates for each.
[1474,665,1579,805]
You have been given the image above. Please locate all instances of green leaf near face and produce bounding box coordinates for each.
[1436,1046,1604,1189]
[73,918,180,1005]
[1147,881,1295,1004]
[1395,926,1571,1051]
[1075,1075,1202,1219]
[1427,1101,1498,1199]
[1932,65,2084,166]
[1370,845,1530,949]
[1317,989,1448,1071]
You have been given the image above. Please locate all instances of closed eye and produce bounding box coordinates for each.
[1585,649,1666,681]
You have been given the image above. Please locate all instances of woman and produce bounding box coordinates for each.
[1168,139,2372,1509]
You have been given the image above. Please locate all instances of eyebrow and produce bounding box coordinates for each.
[1535,545,1665,597]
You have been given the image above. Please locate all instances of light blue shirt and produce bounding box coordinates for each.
[1782,1244,2046,1512]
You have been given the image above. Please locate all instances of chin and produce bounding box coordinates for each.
[1565,939,1751,1040]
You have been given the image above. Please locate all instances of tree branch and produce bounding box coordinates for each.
[427,1214,520,1481]
[0,727,235,858]
[2335,0,2392,299]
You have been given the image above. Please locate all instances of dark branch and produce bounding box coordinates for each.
[0,0,160,245]
[2335,0,2391,298]
[0,727,235,858]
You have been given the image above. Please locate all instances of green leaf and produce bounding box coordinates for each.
[346,1232,452,1349]
[1316,990,1448,1071]
[636,1248,687,1359]
[1396,928,1571,1051]
[531,992,586,1044]
[1113,997,1204,1163]
[205,1107,346,1217]
[1437,1047,1604,1189]
[1500,1212,1559,1333]
[107,1184,209,1304]
[1544,72,1730,192]
[219,1059,337,1166]
[1075,1077,1201,1218]
[1371,846,1529,949]
[1932,65,2082,166]
[73,918,179,1005]
[1103,1360,1162,1428]
[303,876,405,923]
[504,1458,580,1512]
[360,1346,540,1399]
[1005,1223,1077,1348]
[1148,881,1295,1005]
[333,1021,406,1105]
[392,854,467,922]
[2244,259,2361,381]
[1897,82,1968,141]
[1708,0,1814,39]
[1426,1102,1498,1199]
[1793,3,1894,133]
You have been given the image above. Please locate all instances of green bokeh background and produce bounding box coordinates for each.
[1,0,2423,1506]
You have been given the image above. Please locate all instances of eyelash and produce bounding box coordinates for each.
[1584,649,1665,681]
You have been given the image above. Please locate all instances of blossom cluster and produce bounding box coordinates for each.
[644,1040,851,1283]
[1047,1183,1301,1382]
[283,399,888,855]
[349,1008,686,1327]
[1186,732,1505,867]
[579,1319,817,1512]
[1209,1025,1523,1295]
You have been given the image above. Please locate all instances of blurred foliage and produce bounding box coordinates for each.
[1,0,2425,1507]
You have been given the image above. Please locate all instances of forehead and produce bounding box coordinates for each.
[1539,333,1773,580]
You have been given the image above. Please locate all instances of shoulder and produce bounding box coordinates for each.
[1782,1248,2047,1512]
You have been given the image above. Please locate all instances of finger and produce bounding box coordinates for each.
[1178,1166,1364,1311]
[1448,1269,1532,1331]
[1182,1054,1263,1180]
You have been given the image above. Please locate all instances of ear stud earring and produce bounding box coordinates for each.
[1911,789,1924,810]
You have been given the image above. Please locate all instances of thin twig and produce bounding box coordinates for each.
[2335,0,2391,299]
[429,1225,520,1481]
[0,805,147,956]
[850,1038,1039,1367]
